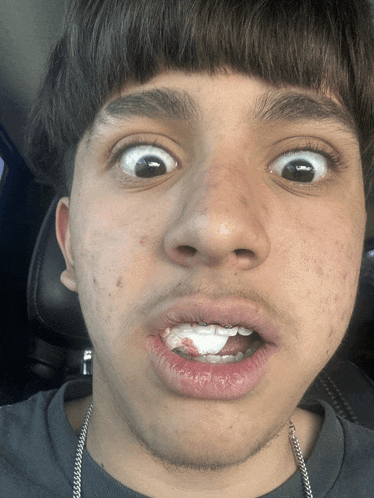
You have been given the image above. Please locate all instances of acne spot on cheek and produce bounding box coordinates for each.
[139,236,149,246]
[210,181,220,190]
[116,276,123,289]
[93,277,97,285]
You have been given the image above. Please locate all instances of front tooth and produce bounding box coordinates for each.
[238,327,253,336]
[192,323,215,334]
[204,354,231,364]
[196,354,237,364]
[204,355,222,363]
[227,326,239,336]
[215,325,238,336]
[204,324,217,335]
[171,323,194,334]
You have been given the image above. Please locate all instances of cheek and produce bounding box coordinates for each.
[70,209,158,343]
[277,212,364,357]
[308,245,359,340]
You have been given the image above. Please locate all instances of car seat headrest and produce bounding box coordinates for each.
[27,196,91,349]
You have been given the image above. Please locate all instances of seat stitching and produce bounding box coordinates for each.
[323,372,359,424]
[318,375,349,420]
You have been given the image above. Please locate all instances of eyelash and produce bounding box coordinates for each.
[107,137,344,183]
[274,142,343,172]
[108,138,177,168]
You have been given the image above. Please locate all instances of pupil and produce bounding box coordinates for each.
[135,156,166,178]
[282,160,315,182]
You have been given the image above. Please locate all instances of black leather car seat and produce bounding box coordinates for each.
[27,197,90,350]
[25,196,374,430]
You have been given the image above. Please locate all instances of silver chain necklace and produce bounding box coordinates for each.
[73,402,313,498]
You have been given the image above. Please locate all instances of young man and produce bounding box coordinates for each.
[2,0,374,496]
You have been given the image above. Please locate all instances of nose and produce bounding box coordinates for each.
[164,160,271,271]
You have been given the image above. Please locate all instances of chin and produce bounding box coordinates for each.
[128,414,282,473]
[141,440,258,472]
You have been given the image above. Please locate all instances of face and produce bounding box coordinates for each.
[57,69,366,470]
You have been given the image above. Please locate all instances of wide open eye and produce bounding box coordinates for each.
[119,144,178,178]
[270,150,329,183]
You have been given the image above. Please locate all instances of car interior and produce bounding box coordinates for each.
[1,0,374,428]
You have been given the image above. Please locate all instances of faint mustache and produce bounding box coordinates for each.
[130,276,297,332]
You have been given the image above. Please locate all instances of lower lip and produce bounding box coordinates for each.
[146,335,277,400]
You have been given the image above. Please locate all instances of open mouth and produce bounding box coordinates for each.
[161,322,265,364]
[146,298,279,399]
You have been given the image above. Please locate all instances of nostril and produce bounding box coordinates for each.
[235,249,256,258]
[178,245,197,255]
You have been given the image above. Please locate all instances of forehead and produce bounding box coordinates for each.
[84,70,359,148]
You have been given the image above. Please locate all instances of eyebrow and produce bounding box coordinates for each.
[105,87,199,121]
[252,90,357,136]
[86,86,358,146]
[86,88,199,146]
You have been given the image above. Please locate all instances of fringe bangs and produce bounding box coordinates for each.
[25,0,374,198]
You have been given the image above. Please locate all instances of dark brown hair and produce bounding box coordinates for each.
[25,0,374,199]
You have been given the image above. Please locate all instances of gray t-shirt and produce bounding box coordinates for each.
[1,378,374,497]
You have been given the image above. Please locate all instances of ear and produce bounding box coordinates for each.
[55,197,77,292]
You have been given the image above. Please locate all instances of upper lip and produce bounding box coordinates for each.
[145,296,280,345]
